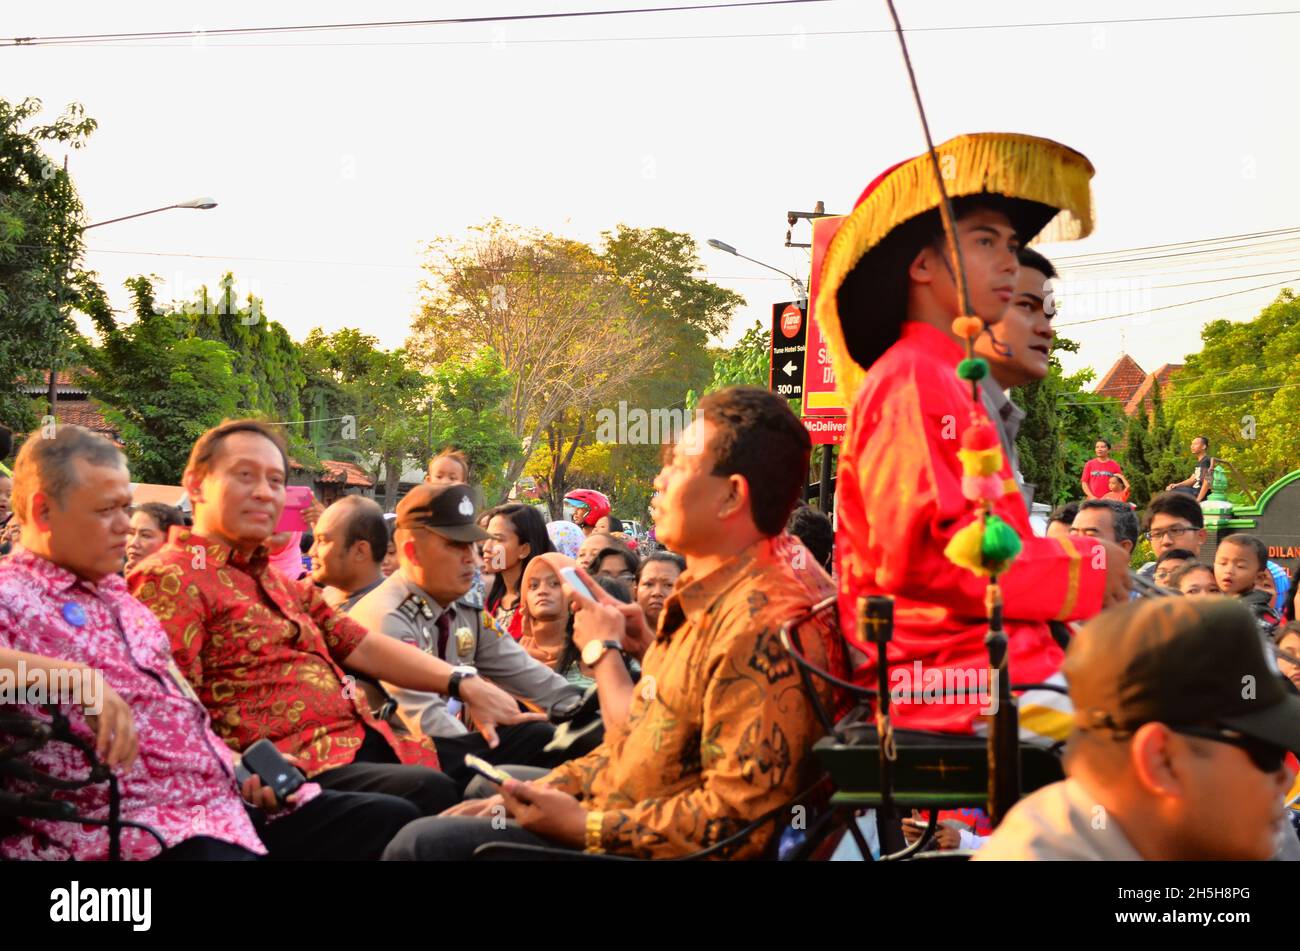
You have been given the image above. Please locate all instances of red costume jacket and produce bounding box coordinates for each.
[836,321,1107,733]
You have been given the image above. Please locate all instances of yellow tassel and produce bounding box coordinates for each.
[944,519,989,576]
[958,446,1003,477]
[815,132,1095,402]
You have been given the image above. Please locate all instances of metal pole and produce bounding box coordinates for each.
[818,444,833,512]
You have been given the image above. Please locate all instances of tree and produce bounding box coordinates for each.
[534,225,746,521]
[407,220,665,498]
[1121,402,1154,508]
[1145,382,1185,499]
[424,347,522,502]
[0,97,100,431]
[76,276,248,482]
[300,328,431,509]
[185,275,309,457]
[1016,335,1125,506]
[1166,289,1300,496]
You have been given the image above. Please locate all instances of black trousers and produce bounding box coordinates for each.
[382,816,571,862]
[432,721,563,790]
[154,789,420,861]
[313,726,460,815]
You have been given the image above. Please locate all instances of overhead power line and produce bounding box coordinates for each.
[7,8,1299,48]
[1053,277,1298,328]
[1,0,832,46]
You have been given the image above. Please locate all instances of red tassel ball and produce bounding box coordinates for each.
[961,422,999,452]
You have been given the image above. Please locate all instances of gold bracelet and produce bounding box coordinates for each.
[584,810,605,854]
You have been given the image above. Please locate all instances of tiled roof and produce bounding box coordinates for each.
[17,368,91,395]
[1093,354,1147,404]
[54,400,116,435]
[1124,363,1184,416]
[317,460,373,488]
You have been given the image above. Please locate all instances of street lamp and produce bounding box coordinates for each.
[706,237,807,305]
[48,196,218,414]
[82,196,218,230]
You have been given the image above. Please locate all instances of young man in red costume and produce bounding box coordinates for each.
[818,133,1132,740]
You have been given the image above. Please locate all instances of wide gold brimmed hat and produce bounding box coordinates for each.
[818,132,1095,402]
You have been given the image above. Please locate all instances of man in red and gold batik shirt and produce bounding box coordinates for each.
[129,419,545,815]
[815,134,1132,739]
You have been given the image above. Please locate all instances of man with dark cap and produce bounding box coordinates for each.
[976,598,1300,860]
[349,481,584,789]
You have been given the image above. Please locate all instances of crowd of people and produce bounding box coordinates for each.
[3,129,1300,865]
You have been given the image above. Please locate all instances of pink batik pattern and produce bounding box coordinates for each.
[0,545,273,861]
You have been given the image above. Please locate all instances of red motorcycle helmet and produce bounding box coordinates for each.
[564,489,611,528]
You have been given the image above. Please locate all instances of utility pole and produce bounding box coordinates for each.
[787,200,840,515]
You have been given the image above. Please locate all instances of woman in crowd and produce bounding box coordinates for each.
[518,552,633,691]
[591,545,639,587]
[634,550,685,631]
[125,502,186,572]
[484,503,554,640]
[546,520,585,560]
[380,515,399,577]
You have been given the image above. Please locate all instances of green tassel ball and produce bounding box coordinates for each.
[956,357,990,381]
[980,513,1022,569]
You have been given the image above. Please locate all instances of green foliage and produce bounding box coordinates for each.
[686,320,771,407]
[426,347,522,502]
[1130,536,1154,572]
[1166,289,1300,497]
[590,225,744,518]
[1145,383,1186,499]
[300,328,432,509]
[75,276,248,483]
[1017,335,1125,506]
[186,275,308,456]
[1122,402,1154,508]
[0,96,101,430]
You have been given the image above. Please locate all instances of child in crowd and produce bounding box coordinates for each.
[1101,474,1130,503]
[1153,547,1197,588]
[1215,533,1283,631]
[1171,562,1219,596]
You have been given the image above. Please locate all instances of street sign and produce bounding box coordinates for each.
[769,301,807,400]
[801,215,849,419]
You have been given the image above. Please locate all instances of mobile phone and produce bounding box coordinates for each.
[240,738,306,804]
[462,753,513,787]
[558,566,595,602]
[275,486,315,533]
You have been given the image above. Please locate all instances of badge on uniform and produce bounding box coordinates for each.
[61,602,87,627]
[454,626,474,657]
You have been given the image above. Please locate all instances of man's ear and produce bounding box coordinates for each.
[717,474,751,522]
[401,536,419,567]
[182,468,205,505]
[1129,722,1183,799]
[907,244,938,286]
[29,490,54,532]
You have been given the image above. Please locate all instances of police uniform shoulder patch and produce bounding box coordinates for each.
[481,609,506,639]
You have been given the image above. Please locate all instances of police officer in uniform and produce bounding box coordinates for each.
[351,482,583,789]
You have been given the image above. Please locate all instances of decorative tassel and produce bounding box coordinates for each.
[980,514,1022,573]
[958,446,1003,477]
[944,518,988,574]
[956,357,990,381]
[962,474,1005,502]
[952,316,983,340]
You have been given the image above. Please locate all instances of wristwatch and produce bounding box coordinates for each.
[448,664,479,700]
[581,639,625,667]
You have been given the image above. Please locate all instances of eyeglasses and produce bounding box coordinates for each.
[1169,725,1288,773]
[1144,525,1197,543]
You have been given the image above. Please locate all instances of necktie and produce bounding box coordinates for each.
[435,608,453,658]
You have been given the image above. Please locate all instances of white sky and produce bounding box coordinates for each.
[7,0,1300,389]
